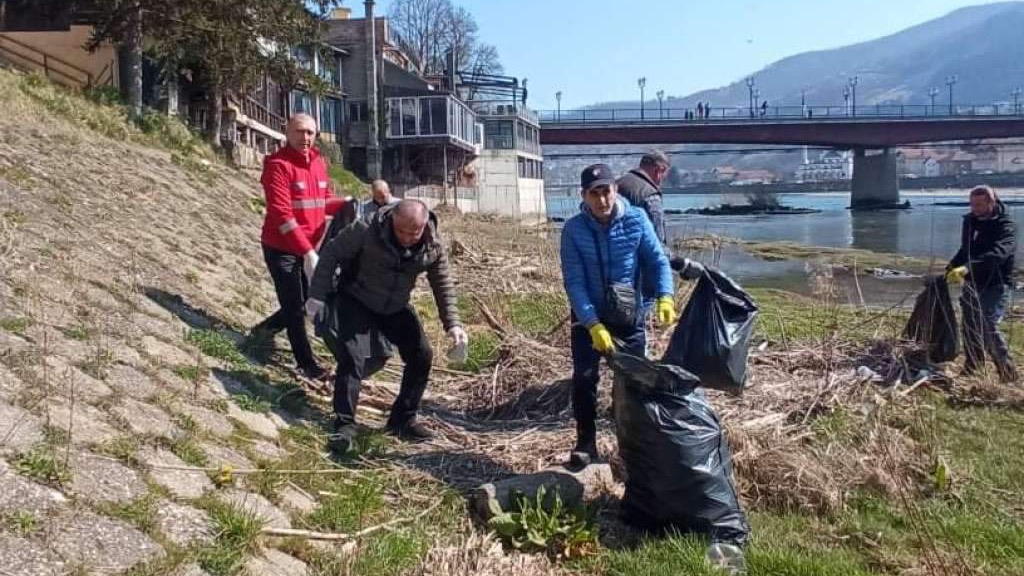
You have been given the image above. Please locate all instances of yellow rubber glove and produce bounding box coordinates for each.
[655,296,677,326]
[945,266,968,284]
[588,323,614,354]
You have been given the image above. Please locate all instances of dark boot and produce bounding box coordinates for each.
[568,421,598,470]
[326,420,356,455]
[386,419,434,442]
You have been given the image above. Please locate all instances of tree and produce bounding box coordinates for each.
[85,0,339,147]
[388,0,502,76]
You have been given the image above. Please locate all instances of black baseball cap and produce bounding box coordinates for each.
[580,163,616,192]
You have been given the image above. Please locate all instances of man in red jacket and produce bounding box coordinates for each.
[250,113,344,380]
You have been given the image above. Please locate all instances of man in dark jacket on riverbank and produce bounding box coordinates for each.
[306,200,469,453]
[617,150,671,245]
[946,185,1018,382]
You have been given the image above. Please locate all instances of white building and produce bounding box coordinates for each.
[794,150,852,182]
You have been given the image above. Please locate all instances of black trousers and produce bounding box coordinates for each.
[333,304,433,428]
[255,246,318,371]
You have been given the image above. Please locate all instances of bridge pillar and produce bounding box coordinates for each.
[850,148,900,209]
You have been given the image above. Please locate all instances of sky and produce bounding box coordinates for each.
[364,0,1006,110]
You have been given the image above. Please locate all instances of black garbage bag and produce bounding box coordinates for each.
[608,350,749,545]
[903,275,959,363]
[663,267,758,395]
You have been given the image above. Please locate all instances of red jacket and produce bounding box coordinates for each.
[260,146,344,255]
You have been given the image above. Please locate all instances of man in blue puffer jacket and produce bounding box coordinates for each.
[560,163,676,468]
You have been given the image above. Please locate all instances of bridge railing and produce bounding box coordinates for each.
[538,103,1024,123]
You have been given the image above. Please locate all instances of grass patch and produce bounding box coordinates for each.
[0,164,32,186]
[14,443,70,485]
[748,288,906,344]
[100,495,159,534]
[169,437,209,468]
[0,316,32,335]
[198,499,265,576]
[173,363,209,384]
[62,325,93,341]
[17,71,211,159]
[307,474,385,533]
[327,163,368,198]
[185,329,249,367]
[741,240,936,273]
[96,435,142,464]
[3,510,38,536]
[3,209,28,225]
[451,329,500,373]
[231,392,272,414]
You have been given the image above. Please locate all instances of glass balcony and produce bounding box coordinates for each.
[385,95,482,151]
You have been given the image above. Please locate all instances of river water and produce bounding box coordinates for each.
[544,188,1024,305]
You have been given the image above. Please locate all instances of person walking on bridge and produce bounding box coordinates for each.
[306,200,469,454]
[560,164,676,468]
[946,185,1018,382]
[250,113,344,381]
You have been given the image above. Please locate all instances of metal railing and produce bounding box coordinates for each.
[538,103,1024,124]
[0,34,95,88]
[242,96,286,133]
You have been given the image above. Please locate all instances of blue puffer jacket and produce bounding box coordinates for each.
[560,198,673,328]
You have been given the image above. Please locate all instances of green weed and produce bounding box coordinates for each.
[185,330,248,367]
[3,510,38,535]
[231,393,272,414]
[14,443,70,485]
[197,500,265,576]
[0,316,32,335]
[488,485,598,560]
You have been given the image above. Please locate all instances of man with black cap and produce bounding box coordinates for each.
[559,163,676,468]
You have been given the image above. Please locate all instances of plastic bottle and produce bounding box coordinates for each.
[706,542,746,575]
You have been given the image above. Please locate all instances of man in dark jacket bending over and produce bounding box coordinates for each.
[306,200,469,453]
[946,185,1018,382]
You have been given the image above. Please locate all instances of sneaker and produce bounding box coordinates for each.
[386,420,434,442]
[326,422,356,455]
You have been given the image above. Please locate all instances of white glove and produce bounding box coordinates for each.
[305,298,325,321]
[446,326,469,363]
[302,250,319,280]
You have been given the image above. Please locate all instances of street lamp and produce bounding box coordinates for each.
[1012,87,1022,115]
[946,74,958,115]
[745,76,755,117]
[638,77,647,120]
[843,85,850,115]
[801,87,807,117]
[555,91,562,121]
[848,75,858,116]
[928,87,939,115]
[656,90,665,119]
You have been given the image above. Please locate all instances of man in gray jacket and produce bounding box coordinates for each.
[306,200,468,453]
[617,150,671,245]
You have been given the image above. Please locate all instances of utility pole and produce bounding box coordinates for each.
[843,85,850,115]
[638,77,647,120]
[848,75,858,116]
[946,74,958,115]
[928,87,939,115]
[656,90,665,119]
[555,91,562,121]
[1012,87,1021,115]
[745,76,755,118]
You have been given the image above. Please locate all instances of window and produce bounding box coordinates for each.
[291,90,313,115]
[401,97,417,136]
[320,97,341,135]
[349,101,367,123]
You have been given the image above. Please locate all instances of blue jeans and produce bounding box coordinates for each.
[570,319,646,441]
[960,283,1014,372]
